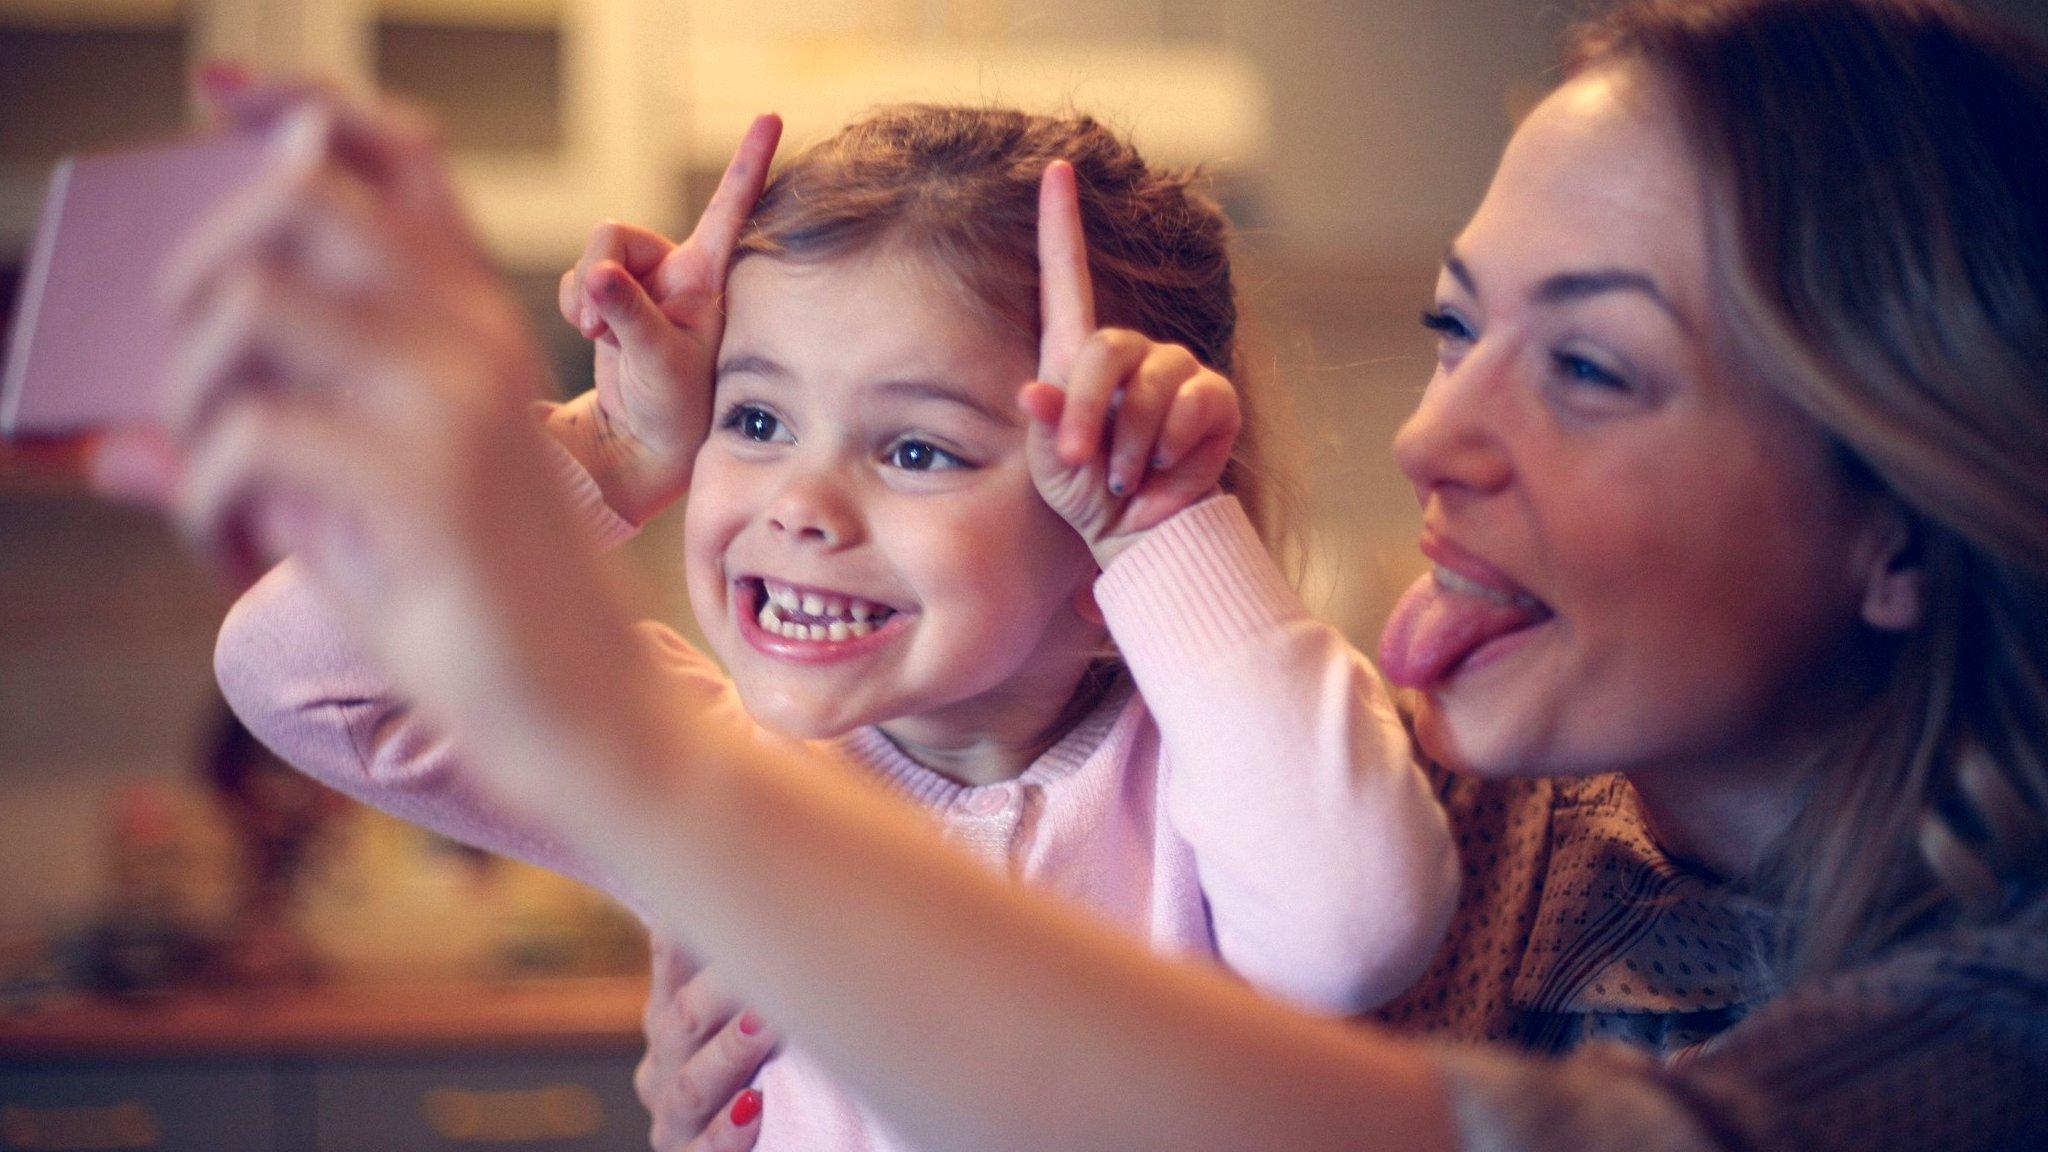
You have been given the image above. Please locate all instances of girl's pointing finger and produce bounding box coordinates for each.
[1036,160,1096,385]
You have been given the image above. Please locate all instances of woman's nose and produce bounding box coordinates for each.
[1392,351,1515,505]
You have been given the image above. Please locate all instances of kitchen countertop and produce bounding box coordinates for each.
[0,976,650,1060]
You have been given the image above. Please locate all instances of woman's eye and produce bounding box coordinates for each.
[1420,308,1474,344]
[721,404,787,442]
[885,439,962,472]
[1552,352,1629,391]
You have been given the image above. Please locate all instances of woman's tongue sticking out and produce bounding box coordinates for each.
[1379,570,1551,690]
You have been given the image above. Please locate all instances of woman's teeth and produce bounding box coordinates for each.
[1433,564,1544,610]
[756,581,892,641]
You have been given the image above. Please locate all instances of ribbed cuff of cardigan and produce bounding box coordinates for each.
[1093,494,1304,663]
[531,405,639,551]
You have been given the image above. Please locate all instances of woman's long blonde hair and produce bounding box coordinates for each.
[1575,0,2048,976]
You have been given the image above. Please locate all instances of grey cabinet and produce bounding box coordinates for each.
[313,1054,649,1152]
[0,1053,649,1152]
[0,1063,279,1152]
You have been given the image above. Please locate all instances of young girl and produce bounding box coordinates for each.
[206,100,1456,1151]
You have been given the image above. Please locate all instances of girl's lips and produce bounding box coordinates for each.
[734,578,911,665]
[1379,535,1553,689]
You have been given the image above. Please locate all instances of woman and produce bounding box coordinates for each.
[637,4,2048,1145]
[108,0,2046,1149]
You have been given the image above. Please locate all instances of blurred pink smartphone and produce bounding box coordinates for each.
[1,130,277,440]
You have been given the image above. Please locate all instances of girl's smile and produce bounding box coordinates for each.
[735,575,911,663]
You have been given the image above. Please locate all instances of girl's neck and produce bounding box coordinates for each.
[877,665,1122,788]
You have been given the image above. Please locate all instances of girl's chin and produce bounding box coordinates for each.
[731,683,866,742]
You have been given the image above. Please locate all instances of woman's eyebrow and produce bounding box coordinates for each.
[872,379,1018,427]
[1532,269,1694,333]
[1444,251,1481,301]
[1443,249,1693,334]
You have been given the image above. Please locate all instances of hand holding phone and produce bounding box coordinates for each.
[2,130,278,440]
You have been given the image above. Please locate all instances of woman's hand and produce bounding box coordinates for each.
[549,115,782,526]
[638,939,778,1152]
[1021,161,1242,571]
[98,73,662,828]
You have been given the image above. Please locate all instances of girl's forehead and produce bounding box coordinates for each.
[721,252,1036,400]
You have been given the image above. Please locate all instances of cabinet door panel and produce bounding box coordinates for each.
[314,1054,648,1152]
[0,1063,276,1152]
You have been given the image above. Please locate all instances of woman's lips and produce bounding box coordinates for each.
[1378,537,1552,689]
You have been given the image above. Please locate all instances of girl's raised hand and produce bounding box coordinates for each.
[1020,161,1242,571]
[554,115,782,524]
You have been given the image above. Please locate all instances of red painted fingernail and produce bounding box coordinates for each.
[738,1011,763,1036]
[728,1089,762,1127]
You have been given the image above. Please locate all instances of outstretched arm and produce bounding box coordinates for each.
[118,76,1459,1152]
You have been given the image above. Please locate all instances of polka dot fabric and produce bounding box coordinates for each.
[1381,769,2048,1150]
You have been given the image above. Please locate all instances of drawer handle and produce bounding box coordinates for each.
[1,1102,161,1150]
[422,1085,603,1143]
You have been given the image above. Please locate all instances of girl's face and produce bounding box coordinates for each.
[684,249,1104,750]
[1382,68,1897,786]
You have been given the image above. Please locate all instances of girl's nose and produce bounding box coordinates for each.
[1392,349,1515,506]
[765,471,859,548]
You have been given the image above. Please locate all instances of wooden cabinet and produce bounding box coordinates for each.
[0,978,652,1152]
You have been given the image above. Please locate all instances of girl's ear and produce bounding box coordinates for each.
[1072,584,1106,627]
[1857,500,1924,632]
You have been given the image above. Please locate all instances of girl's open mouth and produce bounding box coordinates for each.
[736,577,909,659]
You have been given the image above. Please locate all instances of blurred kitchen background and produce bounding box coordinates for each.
[2,0,2045,1145]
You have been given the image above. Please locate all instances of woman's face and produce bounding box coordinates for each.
[1382,67,1893,784]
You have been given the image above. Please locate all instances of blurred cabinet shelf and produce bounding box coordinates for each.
[0,0,674,270]
[0,977,652,1152]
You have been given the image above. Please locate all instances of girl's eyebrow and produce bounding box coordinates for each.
[715,353,789,380]
[715,354,1016,427]
[872,379,1018,428]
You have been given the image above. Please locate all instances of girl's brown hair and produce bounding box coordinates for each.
[1572,0,2048,976]
[733,105,1295,557]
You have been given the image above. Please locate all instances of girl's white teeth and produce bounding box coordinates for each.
[756,581,889,640]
